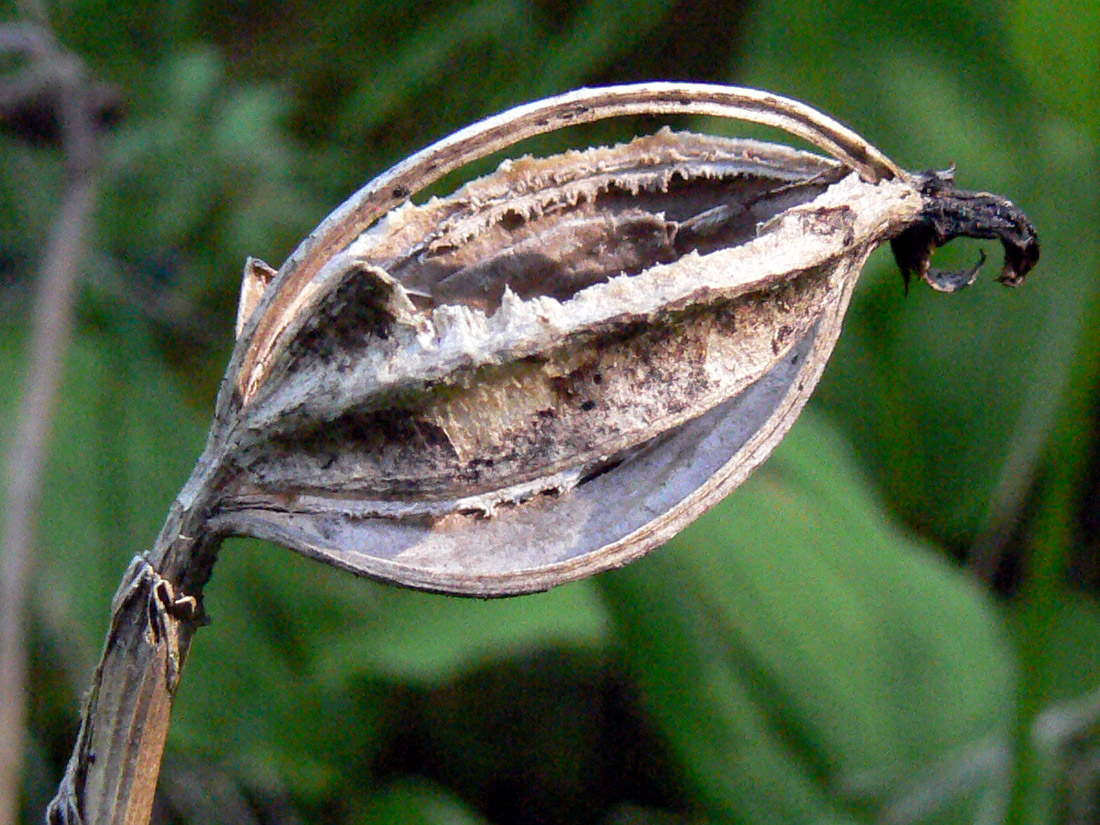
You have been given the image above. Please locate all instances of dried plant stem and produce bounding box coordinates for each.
[0,170,98,823]
[0,22,99,824]
[47,456,227,825]
[0,170,97,823]
[45,541,215,825]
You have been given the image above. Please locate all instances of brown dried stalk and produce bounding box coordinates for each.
[47,83,1037,824]
[0,23,102,825]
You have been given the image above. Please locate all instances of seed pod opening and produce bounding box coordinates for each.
[204,84,1037,596]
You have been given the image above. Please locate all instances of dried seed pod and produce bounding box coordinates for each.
[201,83,1037,596]
[48,84,1039,825]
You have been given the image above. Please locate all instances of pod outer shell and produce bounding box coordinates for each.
[210,260,857,597]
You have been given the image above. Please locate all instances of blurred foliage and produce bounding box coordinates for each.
[3,0,1100,823]
[602,415,1013,824]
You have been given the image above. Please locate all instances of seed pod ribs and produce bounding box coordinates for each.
[193,86,1038,596]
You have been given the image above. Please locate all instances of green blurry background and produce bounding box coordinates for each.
[2,0,1099,823]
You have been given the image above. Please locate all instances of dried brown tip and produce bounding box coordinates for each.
[235,257,279,339]
[890,169,1040,293]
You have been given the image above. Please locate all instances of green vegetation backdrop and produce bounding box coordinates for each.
[2,1,1099,823]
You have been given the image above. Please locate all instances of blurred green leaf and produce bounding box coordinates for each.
[599,412,1014,824]
[334,0,535,141]
[737,0,1100,555]
[172,538,608,796]
[0,143,61,260]
[317,580,609,686]
[1009,0,1100,133]
[1000,3,1100,809]
[99,46,316,323]
[0,317,208,680]
[519,0,676,97]
[171,547,390,799]
[601,804,712,825]
[351,778,492,825]
[1012,594,1100,704]
[1005,592,1100,825]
